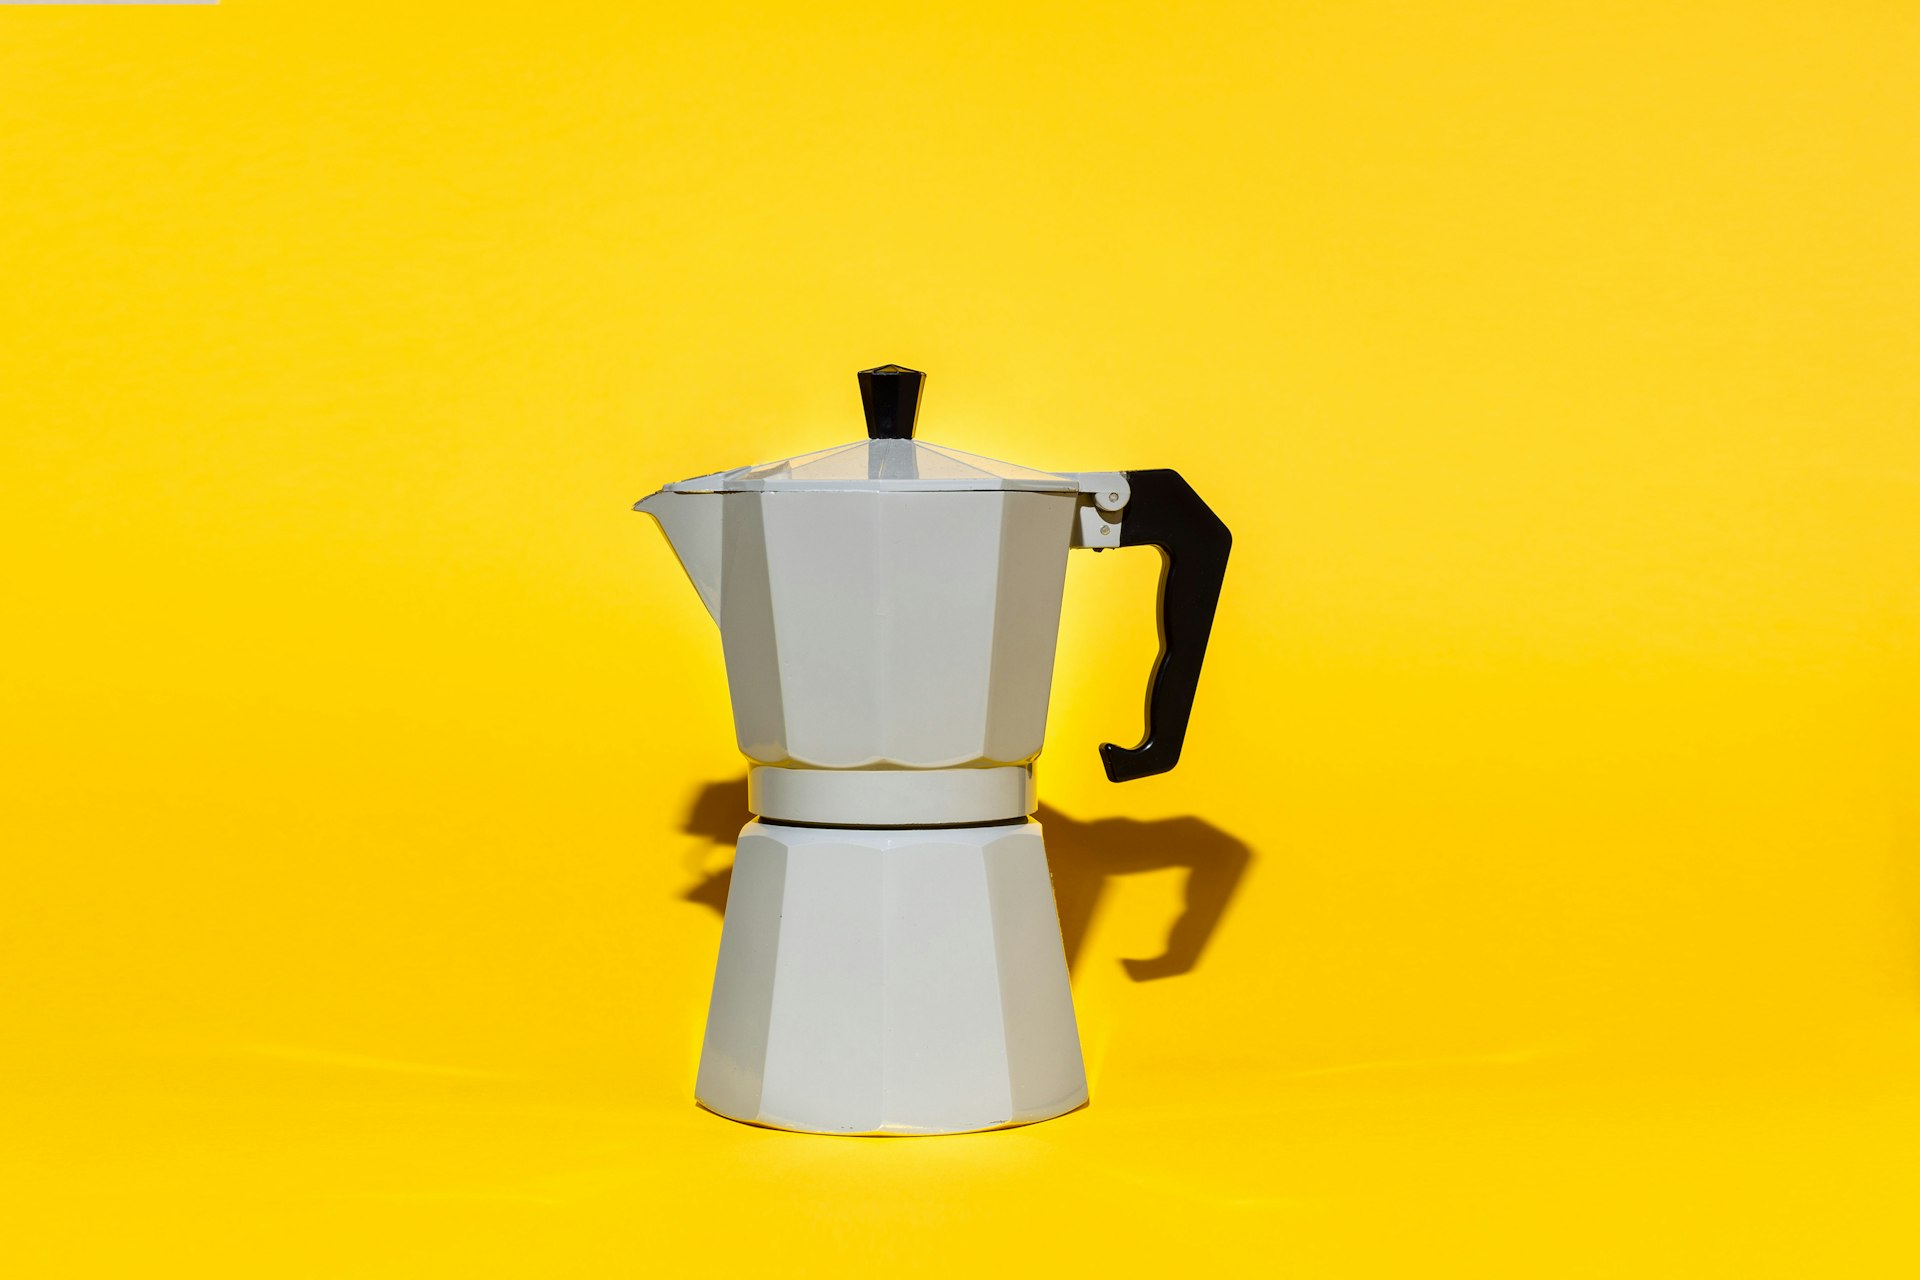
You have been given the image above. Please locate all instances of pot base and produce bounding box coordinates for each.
[694,819,1088,1135]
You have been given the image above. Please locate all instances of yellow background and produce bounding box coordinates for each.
[3,1,1917,1275]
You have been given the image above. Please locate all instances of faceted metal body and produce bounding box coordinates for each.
[715,489,1078,769]
[697,819,1087,1135]
[633,414,1104,1135]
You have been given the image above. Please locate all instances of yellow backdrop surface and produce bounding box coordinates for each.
[3,2,1917,1275]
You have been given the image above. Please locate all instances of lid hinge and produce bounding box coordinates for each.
[1066,472,1129,549]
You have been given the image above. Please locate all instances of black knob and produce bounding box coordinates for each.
[858,365,924,440]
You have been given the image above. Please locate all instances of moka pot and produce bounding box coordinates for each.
[634,364,1229,1134]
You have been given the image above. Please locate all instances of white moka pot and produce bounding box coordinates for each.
[635,365,1229,1134]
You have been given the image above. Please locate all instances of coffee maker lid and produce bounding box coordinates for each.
[662,365,1081,495]
[663,438,1078,494]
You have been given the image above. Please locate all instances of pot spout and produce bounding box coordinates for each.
[634,489,723,623]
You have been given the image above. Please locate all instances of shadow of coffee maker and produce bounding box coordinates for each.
[1034,803,1251,981]
[678,780,1251,983]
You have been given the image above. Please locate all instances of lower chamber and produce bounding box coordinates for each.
[695,819,1088,1135]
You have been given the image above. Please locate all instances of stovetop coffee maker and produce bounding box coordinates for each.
[635,365,1230,1133]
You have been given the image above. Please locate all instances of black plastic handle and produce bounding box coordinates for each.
[1099,470,1232,783]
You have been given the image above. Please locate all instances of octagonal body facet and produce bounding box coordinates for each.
[696,819,1087,1135]
[716,489,1078,769]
